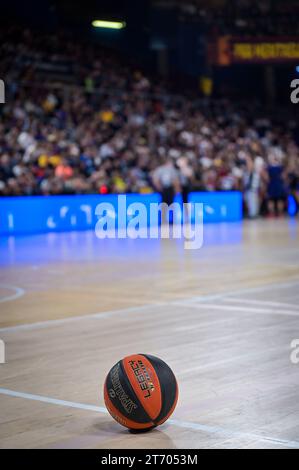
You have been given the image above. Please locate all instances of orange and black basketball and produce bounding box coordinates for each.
[104,354,178,431]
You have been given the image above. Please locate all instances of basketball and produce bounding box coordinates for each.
[104,354,179,431]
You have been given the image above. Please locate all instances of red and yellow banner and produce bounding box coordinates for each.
[210,36,299,65]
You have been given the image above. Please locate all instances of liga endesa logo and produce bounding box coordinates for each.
[94,195,204,250]
[0,79,5,104]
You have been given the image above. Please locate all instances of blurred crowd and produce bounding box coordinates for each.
[179,0,299,36]
[1,28,299,218]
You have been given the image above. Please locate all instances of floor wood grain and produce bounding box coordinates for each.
[0,219,299,448]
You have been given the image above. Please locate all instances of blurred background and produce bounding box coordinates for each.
[1,0,299,224]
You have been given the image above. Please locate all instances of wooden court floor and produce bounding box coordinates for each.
[0,219,299,448]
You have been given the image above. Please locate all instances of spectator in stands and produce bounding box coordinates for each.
[1,24,299,220]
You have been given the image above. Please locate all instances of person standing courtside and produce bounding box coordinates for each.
[152,157,181,223]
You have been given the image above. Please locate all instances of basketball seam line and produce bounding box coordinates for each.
[119,359,157,426]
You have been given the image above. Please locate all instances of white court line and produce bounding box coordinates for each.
[168,418,299,449]
[174,314,297,334]
[174,302,299,317]
[0,303,165,334]
[177,279,299,306]
[225,297,299,311]
[177,344,287,377]
[0,387,298,449]
[1,278,299,333]
[174,315,241,332]
[0,388,107,414]
[0,284,25,303]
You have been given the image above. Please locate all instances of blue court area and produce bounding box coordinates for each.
[0,222,244,267]
[0,192,243,236]
[0,192,245,267]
